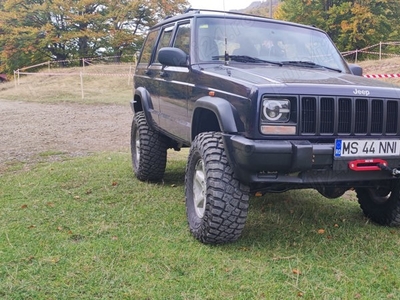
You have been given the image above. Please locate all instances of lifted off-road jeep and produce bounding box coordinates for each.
[131,9,400,244]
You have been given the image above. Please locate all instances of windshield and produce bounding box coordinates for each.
[195,17,348,72]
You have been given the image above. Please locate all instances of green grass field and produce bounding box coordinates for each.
[1,60,400,299]
[1,153,400,299]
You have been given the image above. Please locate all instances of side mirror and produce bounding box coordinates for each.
[158,47,188,67]
[348,64,363,76]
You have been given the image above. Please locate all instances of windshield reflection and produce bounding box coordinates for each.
[195,17,347,72]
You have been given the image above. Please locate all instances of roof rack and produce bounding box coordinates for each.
[184,8,269,19]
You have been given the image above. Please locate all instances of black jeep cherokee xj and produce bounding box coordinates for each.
[130,9,400,244]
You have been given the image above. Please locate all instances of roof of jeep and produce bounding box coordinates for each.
[151,9,321,32]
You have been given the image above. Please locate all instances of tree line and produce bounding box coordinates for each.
[0,0,188,74]
[1,0,400,74]
[273,0,400,59]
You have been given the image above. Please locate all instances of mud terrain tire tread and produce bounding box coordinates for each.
[356,184,400,226]
[131,111,167,182]
[185,132,250,244]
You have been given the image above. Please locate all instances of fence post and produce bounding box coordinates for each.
[128,65,132,85]
[355,49,358,63]
[379,41,382,60]
[80,72,84,99]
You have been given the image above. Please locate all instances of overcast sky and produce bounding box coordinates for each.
[188,0,261,11]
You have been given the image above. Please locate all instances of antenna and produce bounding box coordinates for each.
[223,0,229,65]
[270,0,272,18]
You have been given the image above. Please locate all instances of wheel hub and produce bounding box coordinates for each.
[193,159,206,218]
[368,187,391,204]
[135,128,140,164]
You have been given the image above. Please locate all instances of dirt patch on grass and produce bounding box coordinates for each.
[0,100,132,171]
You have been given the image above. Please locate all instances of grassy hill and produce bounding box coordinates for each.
[1,58,399,104]
[358,57,400,84]
[0,63,134,105]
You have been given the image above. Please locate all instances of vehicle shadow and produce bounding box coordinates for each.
[161,162,380,251]
[235,189,372,248]
[162,164,186,187]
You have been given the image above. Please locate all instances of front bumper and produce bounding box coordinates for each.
[222,134,400,185]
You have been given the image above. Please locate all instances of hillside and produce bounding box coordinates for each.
[358,58,400,84]
[0,63,134,105]
[233,0,280,16]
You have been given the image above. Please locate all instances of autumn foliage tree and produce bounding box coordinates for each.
[274,0,400,56]
[0,0,188,73]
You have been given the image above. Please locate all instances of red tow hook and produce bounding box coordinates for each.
[348,159,388,171]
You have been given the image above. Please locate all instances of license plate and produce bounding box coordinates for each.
[334,139,400,158]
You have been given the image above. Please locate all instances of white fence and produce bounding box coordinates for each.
[342,41,400,62]
[13,56,136,99]
[12,43,400,91]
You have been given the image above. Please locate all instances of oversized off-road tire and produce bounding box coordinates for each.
[185,132,250,244]
[130,111,168,182]
[356,182,400,226]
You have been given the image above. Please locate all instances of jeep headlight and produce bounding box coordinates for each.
[262,99,290,122]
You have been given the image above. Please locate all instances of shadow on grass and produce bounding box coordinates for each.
[162,169,185,187]
[162,160,186,187]
[160,159,390,251]
[236,190,374,249]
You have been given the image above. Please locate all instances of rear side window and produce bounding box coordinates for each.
[139,30,159,64]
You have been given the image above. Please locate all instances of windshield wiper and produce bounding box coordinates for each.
[281,61,342,73]
[212,55,283,66]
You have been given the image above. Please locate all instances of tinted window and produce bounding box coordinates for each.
[139,30,159,64]
[155,26,174,63]
[173,23,191,55]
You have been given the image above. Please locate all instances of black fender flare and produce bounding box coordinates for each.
[192,96,244,140]
[131,87,157,129]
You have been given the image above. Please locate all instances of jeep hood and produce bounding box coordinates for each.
[204,64,398,89]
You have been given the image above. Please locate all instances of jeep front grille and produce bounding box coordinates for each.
[300,97,399,136]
